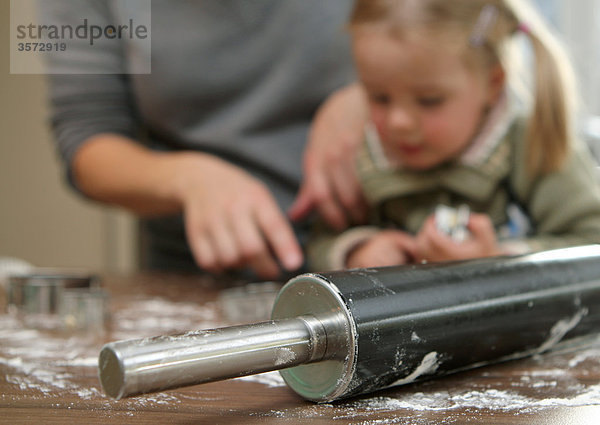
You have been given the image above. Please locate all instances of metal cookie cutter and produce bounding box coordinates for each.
[60,286,111,333]
[7,271,109,331]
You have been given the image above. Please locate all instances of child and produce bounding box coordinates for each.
[308,0,600,271]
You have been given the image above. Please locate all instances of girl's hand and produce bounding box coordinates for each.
[414,213,501,263]
[346,230,417,269]
[176,154,303,279]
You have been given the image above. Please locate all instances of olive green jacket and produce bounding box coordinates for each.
[308,119,600,272]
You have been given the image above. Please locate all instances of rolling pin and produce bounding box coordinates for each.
[98,246,600,402]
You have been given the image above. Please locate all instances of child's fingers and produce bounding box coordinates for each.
[468,213,494,233]
[418,216,438,242]
[467,214,497,248]
[348,231,414,268]
[418,215,468,262]
[415,228,437,262]
[388,231,419,261]
[424,217,454,248]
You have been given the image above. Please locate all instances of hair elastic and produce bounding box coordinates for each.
[469,4,499,47]
[517,22,531,35]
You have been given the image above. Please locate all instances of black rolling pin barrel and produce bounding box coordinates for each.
[99,246,600,402]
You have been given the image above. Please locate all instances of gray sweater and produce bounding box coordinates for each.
[40,0,355,272]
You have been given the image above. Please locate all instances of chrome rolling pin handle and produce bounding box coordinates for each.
[98,313,346,400]
[98,246,600,403]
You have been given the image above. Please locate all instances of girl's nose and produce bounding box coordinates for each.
[387,104,415,132]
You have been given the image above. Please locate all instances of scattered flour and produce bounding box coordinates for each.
[0,296,220,407]
[343,384,600,413]
[3,294,600,420]
[411,332,422,343]
[274,347,297,367]
[110,298,220,340]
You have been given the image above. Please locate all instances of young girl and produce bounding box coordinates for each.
[308,0,600,271]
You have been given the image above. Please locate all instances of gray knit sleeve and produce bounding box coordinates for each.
[38,0,139,185]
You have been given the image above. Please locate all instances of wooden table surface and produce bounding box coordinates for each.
[2,272,600,425]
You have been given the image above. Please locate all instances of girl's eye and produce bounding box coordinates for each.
[418,96,445,107]
[369,93,390,105]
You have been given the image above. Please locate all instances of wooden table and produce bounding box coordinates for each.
[2,273,600,424]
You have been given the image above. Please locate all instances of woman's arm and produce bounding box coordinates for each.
[289,83,369,230]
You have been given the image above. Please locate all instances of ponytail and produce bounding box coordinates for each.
[506,0,578,176]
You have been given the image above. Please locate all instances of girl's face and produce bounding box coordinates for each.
[352,30,504,170]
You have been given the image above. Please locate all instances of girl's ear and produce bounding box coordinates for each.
[487,63,506,104]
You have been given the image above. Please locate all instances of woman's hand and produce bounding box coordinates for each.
[176,154,303,279]
[72,134,303,278]
[346,230,417,269]
[414,213,501,263]
[289,83,369,231]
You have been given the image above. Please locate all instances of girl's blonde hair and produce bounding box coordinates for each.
[349,0,578,177]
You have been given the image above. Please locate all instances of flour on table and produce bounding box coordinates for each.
[3,296,600,418]
[0,296,221,409]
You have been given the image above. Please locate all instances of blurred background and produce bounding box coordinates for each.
[0,0,598,273]
[1,0,137,272]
